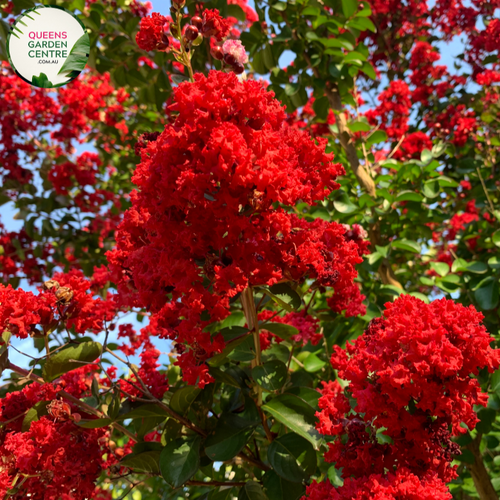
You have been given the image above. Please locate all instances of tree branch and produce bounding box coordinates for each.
[8,362,137,442]
[466,434,498,500]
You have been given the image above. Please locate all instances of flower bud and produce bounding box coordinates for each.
[171,0,185,8]
[185,25,199,41]
[211,46,224,60]
[191,15,202,30]
[232,62,245,75]
[170,24,180,39]
[224,53,236,66]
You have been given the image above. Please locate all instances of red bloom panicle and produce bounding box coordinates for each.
[313,295,500,498]
[0,270,118,340]
[107,70,363,387]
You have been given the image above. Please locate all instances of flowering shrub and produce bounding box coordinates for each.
[0,0,499,499]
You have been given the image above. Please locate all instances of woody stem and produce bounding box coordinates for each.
[240,286,262,405]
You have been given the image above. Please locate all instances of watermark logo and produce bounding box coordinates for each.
[7,5,90,88]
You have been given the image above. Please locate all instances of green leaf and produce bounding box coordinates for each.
[227,4,246,21]
[239,482,268,500]
[451,258,468,273]
[492,230,500,248]
[334,192,357,214]
[474,277,499,310]
[391,239,421,254]
[263,470,305,500]
[327,466,344,487]
[341,0,358,18]
[0,330,10,378]
[409,292,429,304]
[376,427,393,444]
[169,387,201,415]
[252,360,288,391]
[118,404,169,420]
[261,322,299,341]
[205,403,260,461]
[431,142,447,157]
[285,387,320,409]
[78,418,113,429]
[491,369,500,394]
[42,342,102,382]
[395,191,424,203]
[269,283,302,310]
[120,451,161,474]
[488,256,500,270]
[366,130,387,146]
[347,121,371,132]
[422,179,439,198]
[160,436,201,488]
[262,393,321,449]
[58,33,90,76]
[22,401,49,431]
[227,335,256,362]
[420,149,432,164]
[466,261,489,274]
[303,353,326,373]
[437,176,458,188]
[271,2,287,11]
[267,433,316,483]
[209,333,251,366]
[312,96,329,120]
[263,44,276,70]
[436,274,461,293]
[429,262,449,277]
[476,408,496,434]
[360,61,377,80]
[347,17,375,32]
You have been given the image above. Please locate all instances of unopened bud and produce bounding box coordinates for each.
[232,62,245,75]
[185,25,199,41]
[211,46,224,60]
[170,24,180,39]
[224,53,236,66]
[191,15,202,30]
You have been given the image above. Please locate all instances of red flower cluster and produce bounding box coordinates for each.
[48,151,101,196]
[305,468,452,500]
[0,270,117,339]
[136,13,169,52]
[306,295,500,499]
[119,347,169,399]
[0,413,107,500]
[107,70,364,387]
[365,81,411,139]
[0,382,110,499]
[201,9,231,41]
